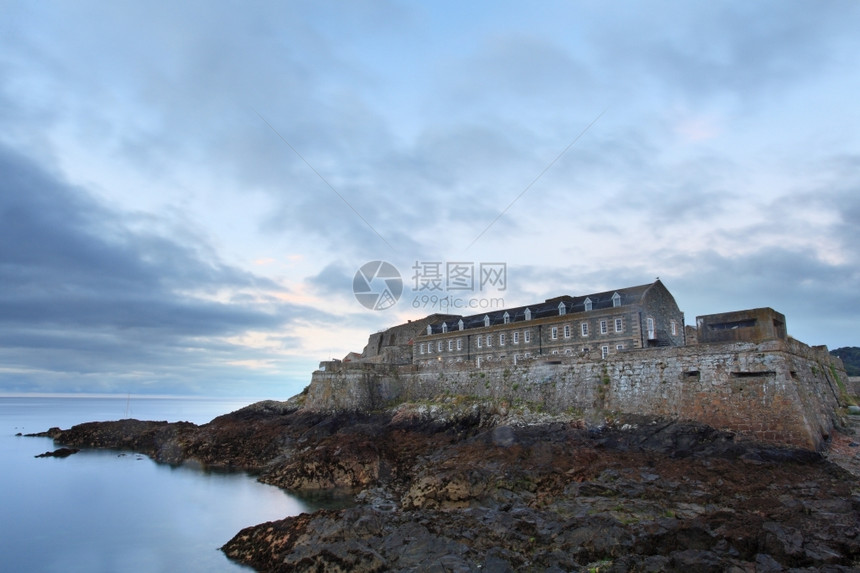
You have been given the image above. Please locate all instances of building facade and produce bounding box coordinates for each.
[413,280,685,367]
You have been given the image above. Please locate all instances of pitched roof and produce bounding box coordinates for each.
[424,281,658,335]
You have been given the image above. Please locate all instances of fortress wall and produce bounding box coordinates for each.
[306,340,848,450]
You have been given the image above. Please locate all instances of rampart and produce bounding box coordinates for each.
[306,338,850,451]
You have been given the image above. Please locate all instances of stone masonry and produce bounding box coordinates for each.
[307,337,850,451]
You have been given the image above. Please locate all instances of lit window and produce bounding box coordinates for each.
[581,323,589,336]
[551,326,558,340]
[563,325,571,338]
[513,332,519,344]
[615,318,623,332]
[584,297,592,311]
[524,331,531,343]
[600,320,608,335]
[601,346,609,359]
[500,333,506,346]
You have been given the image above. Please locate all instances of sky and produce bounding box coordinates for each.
[2,1,860,398]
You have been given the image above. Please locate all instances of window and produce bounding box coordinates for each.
[500,333,506,346]
[427,325,432,335]
[601,346,609,359]
[524,331,531,343]
[584,297,592,311]
[563,325,571,338]
[551,326,558,340]
[615,318,623,333]
[503,311,510,324]
[513,332,519,344]
[671,320,678,336]
[442,322,448,333]
[427,343,432,353]
[458,319,464,331]
[437,341,442,352]
[600,320,608,335]
[486,335,492,347]
[612,292,621,307]
[419,343,425,354]
[477,337,482,348]
[647,317,656,340]
[484,315,491,327]
[457,339,463,350]
[448,340,453,351]
[524,308,532,321]
[581,323,589,336]
[558,302,566,316]
[616,344,624,351]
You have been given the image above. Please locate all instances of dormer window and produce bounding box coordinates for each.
[483,315,490,327]
[558,302,566,316]
[584,297,593,312]
[441,322,448,333]
[612,292,621,307]
[427,325,432,335]
[458,319,464,331]
[503,311,510,324]
[524,308,532,321]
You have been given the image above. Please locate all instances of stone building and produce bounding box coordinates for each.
[696,308,787,344]
[414,280,684,367]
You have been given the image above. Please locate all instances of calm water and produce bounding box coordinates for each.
[0,396,312,573]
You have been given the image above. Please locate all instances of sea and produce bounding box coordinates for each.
[0,395,314,573]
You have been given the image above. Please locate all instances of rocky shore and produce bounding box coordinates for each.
[34,398,860,571]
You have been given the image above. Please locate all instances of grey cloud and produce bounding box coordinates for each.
[589,2,860,105]
[0,145,325,392]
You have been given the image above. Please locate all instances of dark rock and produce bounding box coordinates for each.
[35,447,79,458]
[29,402,860,572]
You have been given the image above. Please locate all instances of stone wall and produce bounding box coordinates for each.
[306,339,849,451]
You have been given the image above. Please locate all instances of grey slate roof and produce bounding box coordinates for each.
[424,281,657,335]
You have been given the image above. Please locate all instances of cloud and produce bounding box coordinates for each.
[0,144,325,395]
